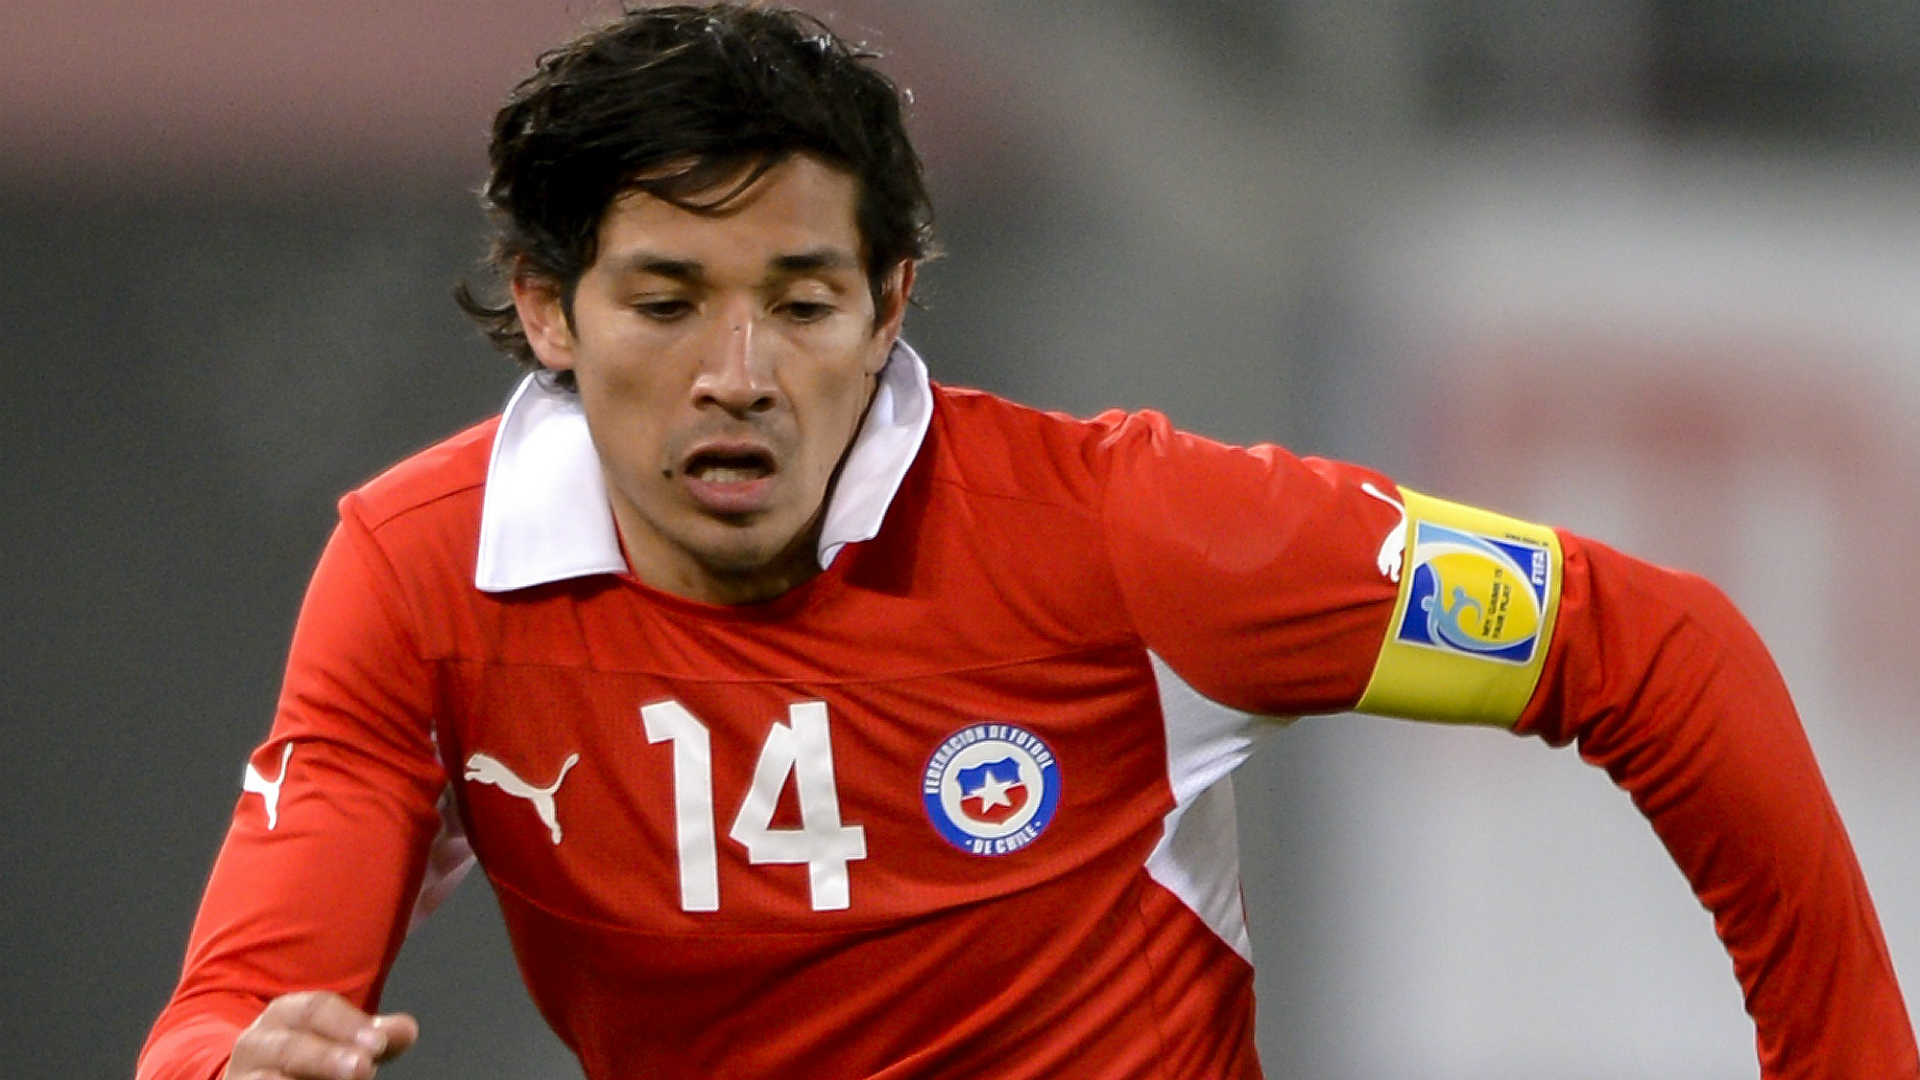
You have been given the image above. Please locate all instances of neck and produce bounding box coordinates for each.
[610,501,828,606]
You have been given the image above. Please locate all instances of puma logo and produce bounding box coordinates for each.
[1361,482,1408,584]
[464,752,580,845]
[243,743,294,831]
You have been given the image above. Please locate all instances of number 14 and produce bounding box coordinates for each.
[641,700,868,913]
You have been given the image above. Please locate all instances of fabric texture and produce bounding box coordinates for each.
[140,368,1917,1080]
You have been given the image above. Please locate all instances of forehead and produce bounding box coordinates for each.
[594,156,865,274]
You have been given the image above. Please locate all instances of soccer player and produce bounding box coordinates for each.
[141,6,1917,1080]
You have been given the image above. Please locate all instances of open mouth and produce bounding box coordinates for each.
[685,448,776,484]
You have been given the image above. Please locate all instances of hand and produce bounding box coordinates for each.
[224,991,418,1080]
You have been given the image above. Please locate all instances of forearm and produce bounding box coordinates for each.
[1518,535,1917,1078]
[141,517,448,1080]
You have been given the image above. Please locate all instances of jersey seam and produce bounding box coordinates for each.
[352,476,486,533]
[1090,431,1151,658]
[923,472,1102,519]
[429,640,1142,683]
[483,856,1059,938]
[339,504,435,681]
[1127,873,1181,1080]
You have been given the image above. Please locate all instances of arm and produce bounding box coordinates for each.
[1094,410,1916,1076]
[1519,531,1915,1078]
[1350,484,1915,1076]
[138,509,448,1080]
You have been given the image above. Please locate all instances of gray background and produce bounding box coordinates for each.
[5,2,1918,1077]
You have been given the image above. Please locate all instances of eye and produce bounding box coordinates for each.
[780,300,835,324]
[634,299,694,322]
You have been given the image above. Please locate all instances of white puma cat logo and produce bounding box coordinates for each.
[243,743,294,831]
[464,752,580,845]
[1361,482,1408,583]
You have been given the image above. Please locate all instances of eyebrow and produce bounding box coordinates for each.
[614,253,703,282]
[768,249,859,277]
[609,247,859,284]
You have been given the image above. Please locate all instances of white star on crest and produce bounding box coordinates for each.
[966,769,1018,811]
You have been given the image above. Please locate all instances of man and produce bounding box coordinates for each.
[141,6,1917,1079]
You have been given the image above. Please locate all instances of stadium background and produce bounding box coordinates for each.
[4,1,1917,1076]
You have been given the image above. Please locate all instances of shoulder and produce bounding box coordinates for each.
[926,384,1177,509]
[346,417,497,526]
[334,417,497,581]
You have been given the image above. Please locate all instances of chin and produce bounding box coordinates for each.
[689,526,800,578]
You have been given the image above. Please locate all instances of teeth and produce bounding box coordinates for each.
[696,465,764,484]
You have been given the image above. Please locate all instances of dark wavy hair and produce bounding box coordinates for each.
[456,3,936,389]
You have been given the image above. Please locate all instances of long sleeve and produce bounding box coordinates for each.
[138,509,448,1080]
[1090,407,1915,1075]
[1518,532,1917,1078]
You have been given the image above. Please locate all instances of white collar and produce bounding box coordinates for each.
[473,340,934,593]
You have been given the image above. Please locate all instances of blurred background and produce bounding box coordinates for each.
[5,1,1916,1077]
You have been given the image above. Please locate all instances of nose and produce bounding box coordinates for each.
[691,303,777,416]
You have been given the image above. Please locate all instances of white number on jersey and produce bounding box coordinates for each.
[729,701,868,910]
[643,700,868,913]
[641,701,720,911]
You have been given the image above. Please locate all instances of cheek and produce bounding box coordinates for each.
[576,333,690,414]
[577,373,676,467]
[794,367,874,471]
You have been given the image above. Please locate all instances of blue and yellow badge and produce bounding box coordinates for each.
[1356,489,1562,727]
[1397,523,1551,663]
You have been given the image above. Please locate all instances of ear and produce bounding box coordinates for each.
[510,268,578,373]
[866,260,916,375]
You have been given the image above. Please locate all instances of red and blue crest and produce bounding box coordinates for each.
[921,723,1061,856]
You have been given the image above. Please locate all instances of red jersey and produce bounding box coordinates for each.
[141,346,1916,1080]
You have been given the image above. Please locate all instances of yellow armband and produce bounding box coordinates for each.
[1354,488,1562,727]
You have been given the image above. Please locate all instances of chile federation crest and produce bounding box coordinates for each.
[922,723,1062,856]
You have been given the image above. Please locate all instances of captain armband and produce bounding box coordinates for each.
[1354,488,1563,727]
